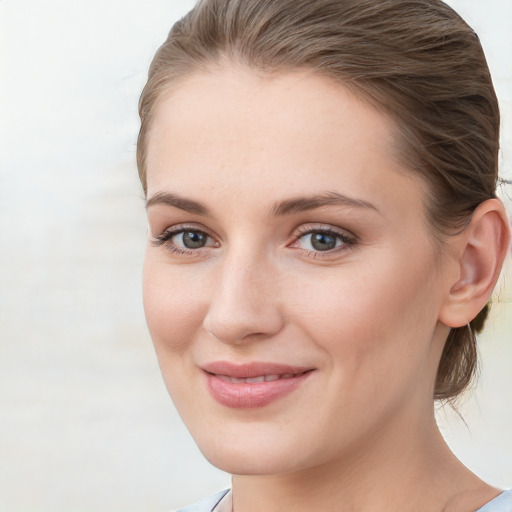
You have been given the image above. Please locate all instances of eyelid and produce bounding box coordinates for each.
[150,222,215,240]
[150,223,220,253]
[288,223,358,257]
[292,223,357,241]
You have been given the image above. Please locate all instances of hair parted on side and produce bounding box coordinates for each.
[137,0,501,401]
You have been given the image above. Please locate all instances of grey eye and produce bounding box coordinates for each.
[310,232,338,251]
[179,230,208,249]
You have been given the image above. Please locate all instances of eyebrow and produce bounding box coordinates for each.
[270,192,379,216]
[146,192,210,215]
[145,190,379,217]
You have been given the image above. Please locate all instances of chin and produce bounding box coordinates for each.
[190,426,314,476]
[201,445,304,476]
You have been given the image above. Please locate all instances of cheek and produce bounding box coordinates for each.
[142,256,206,356]
[142,256,213,415]
[288,253,440,384]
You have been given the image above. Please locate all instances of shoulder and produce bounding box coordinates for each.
[476,490,512,512]
[174,489,231,512]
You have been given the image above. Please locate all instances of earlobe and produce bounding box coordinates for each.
[439,198,511,328]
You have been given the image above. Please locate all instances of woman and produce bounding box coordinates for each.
[137,1,511,511]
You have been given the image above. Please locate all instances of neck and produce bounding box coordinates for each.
[231,409,493,512]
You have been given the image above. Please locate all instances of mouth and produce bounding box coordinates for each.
[201,362,314,409]
[214,372,307,384]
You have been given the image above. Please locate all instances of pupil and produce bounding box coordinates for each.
[183,231,206,249]
[311,232,336,251]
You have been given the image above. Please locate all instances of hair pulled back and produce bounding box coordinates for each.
[137,0,501,401]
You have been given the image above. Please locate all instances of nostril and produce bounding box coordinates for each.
[203,309,284,345]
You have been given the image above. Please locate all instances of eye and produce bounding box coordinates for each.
[175,230,209,249]
[302,231,340,251]
[151,225,219,254]
[291,226,356,254]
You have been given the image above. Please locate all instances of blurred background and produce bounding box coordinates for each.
[0,1,511,511]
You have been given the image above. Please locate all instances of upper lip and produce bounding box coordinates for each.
[201,361,314,379]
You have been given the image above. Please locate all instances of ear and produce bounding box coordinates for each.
[439,198,511,328]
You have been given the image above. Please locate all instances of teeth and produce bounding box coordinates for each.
[218,373,299,383]
[245,376,265,383]
[228,377,246,383]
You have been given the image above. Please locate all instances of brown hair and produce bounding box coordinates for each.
[137,0,500,401]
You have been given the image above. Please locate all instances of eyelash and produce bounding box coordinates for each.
[151,224,215,256]
[291,225,357,258]
[151,223,357,258]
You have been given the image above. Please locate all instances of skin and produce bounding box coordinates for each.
[143,66,507,512]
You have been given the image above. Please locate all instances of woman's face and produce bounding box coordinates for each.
[143,66,452,475]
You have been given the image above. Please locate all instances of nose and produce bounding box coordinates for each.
[202,251,284,345]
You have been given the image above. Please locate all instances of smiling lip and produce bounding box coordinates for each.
[202,362,314,409]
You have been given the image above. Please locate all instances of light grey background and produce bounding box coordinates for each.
[0,1,511,511]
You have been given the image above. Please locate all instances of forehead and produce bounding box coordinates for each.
[145,66,424,217]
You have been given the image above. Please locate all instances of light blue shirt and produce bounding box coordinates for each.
[175,490,229,512]
[176,489,512,512]
[476,490,512,512]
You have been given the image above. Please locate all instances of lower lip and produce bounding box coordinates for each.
[205,371,313,409]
